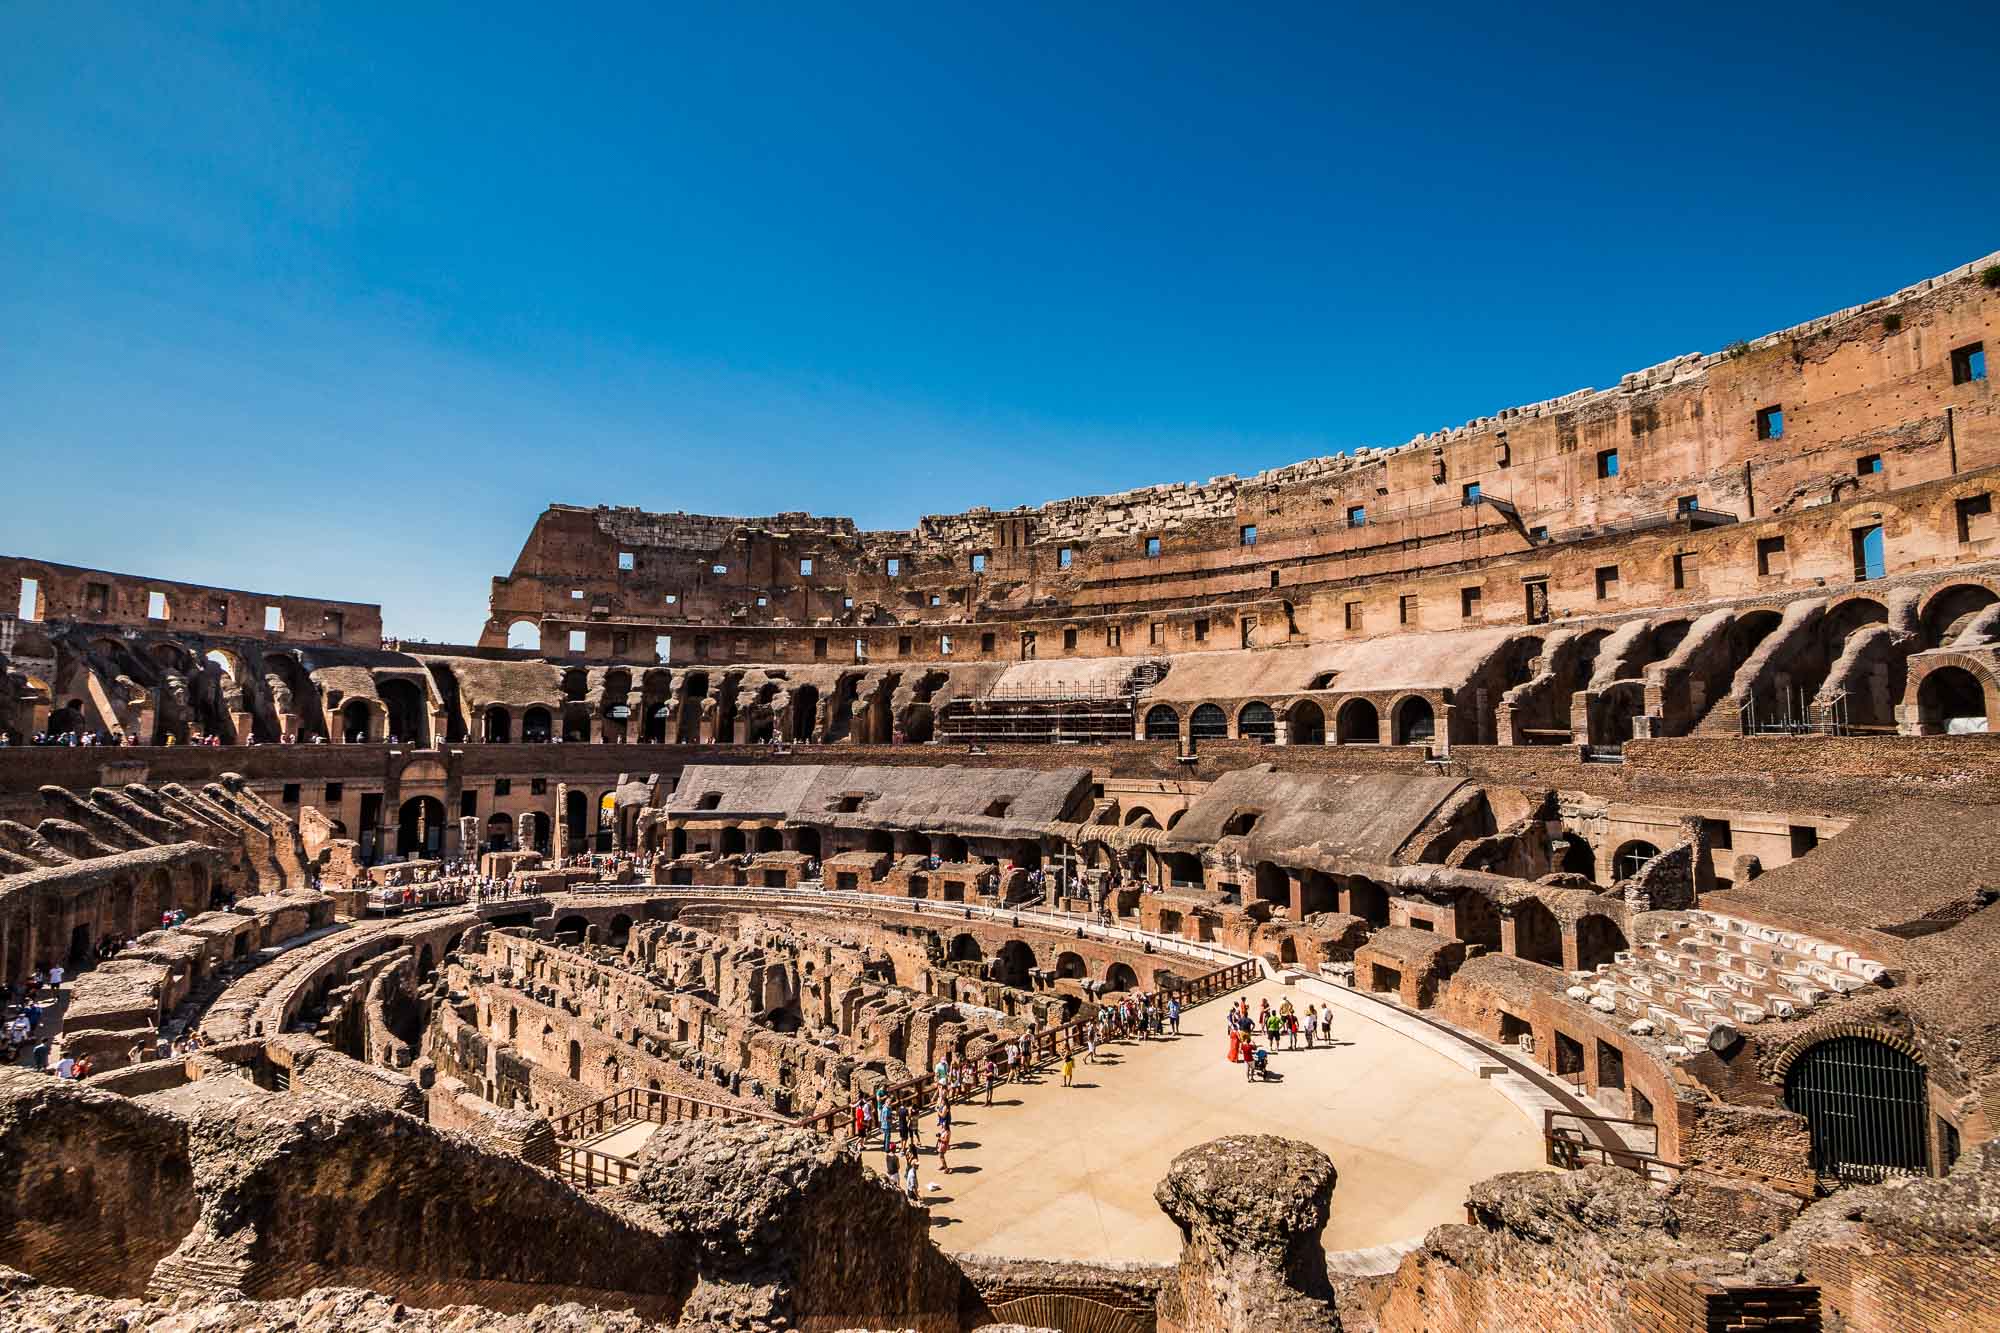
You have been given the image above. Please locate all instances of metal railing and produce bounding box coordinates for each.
[1544,1108,1680,1177]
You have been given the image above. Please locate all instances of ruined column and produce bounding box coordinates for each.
[1155,1135,1339,1333]
[554,782,570,862]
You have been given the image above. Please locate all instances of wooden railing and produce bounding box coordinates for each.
[794,951,1261,1141]
[551,1084,788,1144]
[1544,1108,1681,1177]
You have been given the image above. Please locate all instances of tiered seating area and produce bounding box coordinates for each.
[1569,910,1885,1050]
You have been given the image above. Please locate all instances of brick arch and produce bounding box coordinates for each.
[1918,579,2000,646]
[1772,1022,1925,1079]
[1386,691,1438,746]
[1903,652,2000,734]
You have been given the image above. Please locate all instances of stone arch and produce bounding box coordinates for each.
[1143,704,1180,741]
[1575,914,1627,971]
[1512,897,1562,966]
[555,914,589,940]
[608,914,633,948]
[947,933,983,963]
[1612,840,1661,881]
[719,826,747,855]
[522,707,553,743]
[1920,581,2000,648]
[1347,877,1389,927]
[506,620,541,651]
[1123,805,1160,828]
[1336,697,1381,744]
[1910,659,1997,734]
[1054,951,1087,979]
[1105,961,1138,992]
[376,678,430,746]
[339,698,374,744]
[1237,701,1276,743]
[1285,698,1326,745]
[994,938,1037,987]
[1391,694,1435,745]
[395,796,446,858]
[1188,703,1228,741]
[1557,835,1598,882]
[1781,1030,1929,1181]
[789,684,820,742]
[483,706,512,743]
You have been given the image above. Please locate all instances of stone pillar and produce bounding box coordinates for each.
[554,783,570,862]
[459,815,479,859]
[1154,1135,1339,1333]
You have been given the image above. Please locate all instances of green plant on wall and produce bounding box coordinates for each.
[1983,264,2000,290]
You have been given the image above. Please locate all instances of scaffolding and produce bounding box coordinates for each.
[1741,687,1850,736]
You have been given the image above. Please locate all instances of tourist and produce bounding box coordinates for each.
[1318,1007,1333,1045]
[1168,996,1181,1035]
[55,1053,75,1079]
[903,1156,919,1202]
[1084,1027,1097,1065]
[1303,1003,1317,1049]
[981,1055,996,1105]
[1061,1050,1075,1086]
[936,1123,951,1173]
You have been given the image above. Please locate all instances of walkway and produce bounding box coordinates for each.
[906,977,1544,1270]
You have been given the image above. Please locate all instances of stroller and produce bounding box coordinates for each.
[1245,1043,1270,1081]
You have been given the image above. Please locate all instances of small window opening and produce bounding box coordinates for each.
[1596,449,1620,479]
[1240,524,1257,546]
[1757,534,1787,576]
[1857,454,1883,476]
[617,551,634,571]
[1460,586,1481,619]
[800,557,814,576]
[568,629,587,653]
[16,578,39,621]
[1952,341,1987,385]
[1347,505,1367,527]
[1145,536,1161,558]
[1756,406,1784,440]
[1058,546,1073,569]
[147,590,168,620]
[971,552,987,572]
[264,605,283,633]
[1595,566,1620,600]
[886,557,900,576]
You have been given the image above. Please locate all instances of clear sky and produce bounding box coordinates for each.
[4,4,1996,642]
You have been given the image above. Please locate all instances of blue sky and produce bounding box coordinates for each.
[4,4,1996,641]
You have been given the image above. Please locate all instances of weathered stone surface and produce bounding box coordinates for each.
[1154,1134,1339,1332]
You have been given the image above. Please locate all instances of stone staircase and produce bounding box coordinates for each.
[1566,911,1885,1052]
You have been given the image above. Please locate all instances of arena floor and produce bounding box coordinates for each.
[911,978,1547,1266]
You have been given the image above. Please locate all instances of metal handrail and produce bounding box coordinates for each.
[1543,1108,1681,1175]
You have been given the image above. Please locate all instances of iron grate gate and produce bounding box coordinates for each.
[1784,1035,1929,1184]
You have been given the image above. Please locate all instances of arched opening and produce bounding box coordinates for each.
[562,703,593,743]
[720,826,747,855]
[1576,915,1627,971]
[426,663,468,743]
[524,811,551,853]
[1921,584,1999,649]
[1123,806,1160,829]
[754,827,782,853]
[1393,696,1436,745]
[1286,699,1326,745]
[608,914,633,948]
[483,706,512,743]
[507,620,542,651]
[1143,705,1180,741]
[377,679,429,746]
[396,796,446,858]
[994,939,1037,987]
[1784,1036,1929,1181]
[865,829,894,855]
[522,707,553,743]
[564,789,587,849]
[1558,836,1598,883]
[339,699,372,743]
[791,826,822,859]
[1612,840,1661,882]
[1237,701,1276,743]
[1054,951,1086,979]
[484,812,515,851]
[1189,703,1228,741]
[1253,861,1288,907]
[1917,666,1992,734]
[1336,698,1380,744]
[676,672,709,744]
[790,684,820,742]
[555,914,589,940]
[948,933,984,963]
[1105,961,1138,993]
[1512,897,1562,966]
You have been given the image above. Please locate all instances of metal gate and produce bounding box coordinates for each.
[1783,1036,1928,1183]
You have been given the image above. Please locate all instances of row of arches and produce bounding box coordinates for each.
[1144,696,1433,746]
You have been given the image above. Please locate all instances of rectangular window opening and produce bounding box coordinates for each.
[568,629,587,653]
[1145,536,1161,558]
[1460,586,1481,619]
[1058,546,1073,569]
[812,636,828,659]
[1399,594,1417,625]
[1062,627,1077,652]
[1757,535,1787,577]
[617,551,634,571]
[1596,448,1620,479]
[1952,341,1986,385]
[1347,505,1367,527]
[1240,524,1257,546]
[1673,551,1699,590]
[1856,453,1883,476]
[981,631,996,653]
[264,606,284,633]
[147,590,168,620]
[970,552,987,573]
[1192,617,1209,642]
[1595,565,1620,600]
[16,578,39,621]
[1344,602,1361,632]
[1756,405,1784,441]
[1956,493,1995,544]
[655,635,672,663]
[1461,482,1481,505]
[885,557,900,576]
[800,557,814,576]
